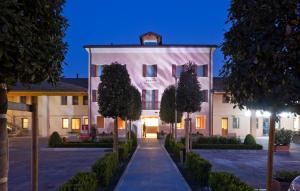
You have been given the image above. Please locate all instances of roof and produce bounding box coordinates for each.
[9,78,88,93]
[213,77,226,92]
[84,44,218,48]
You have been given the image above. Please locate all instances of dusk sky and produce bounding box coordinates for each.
[63,0,231,78]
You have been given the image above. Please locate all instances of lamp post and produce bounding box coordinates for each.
[174,76,178,141]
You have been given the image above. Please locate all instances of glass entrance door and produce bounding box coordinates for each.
[221,118,228,136]
[263,118,269,136]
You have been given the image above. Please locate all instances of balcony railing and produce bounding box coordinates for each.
[142,101,160,110]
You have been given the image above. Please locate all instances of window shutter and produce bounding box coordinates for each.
[92,90,97,102]
[203,65,208,77]
[154,90,159,109]
[90,65,97,77]
[154,65,157,77]
[143,65,146,77]
[172,64,176,77]
[142,90,146,109]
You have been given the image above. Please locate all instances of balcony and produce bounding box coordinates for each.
[142,101,160,110]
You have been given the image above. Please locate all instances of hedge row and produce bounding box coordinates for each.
[59,131,137,191]
[185,152,212,187]
[192,143,263,150]
[58,172,98,191]
[210,172,254,191]
[165,134,185,162]
[196,136,242,144]
[53,142,113,148]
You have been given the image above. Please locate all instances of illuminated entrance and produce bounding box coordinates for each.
[141,116,159,138]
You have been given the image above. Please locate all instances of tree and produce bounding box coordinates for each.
[221,1,300,190]
[0,1,67,190]
[160,85,182,139]
[126,85,142,140]
[98,63,131,154]
[176,62,203,153]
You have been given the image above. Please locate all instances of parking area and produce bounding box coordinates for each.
[194,149,300,189]
[8,137,106,191]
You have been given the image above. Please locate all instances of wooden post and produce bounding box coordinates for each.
[266,113,276,191]
[31,97,38,191]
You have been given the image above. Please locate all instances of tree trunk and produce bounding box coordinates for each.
[171,123,174,139]
[128,120,131,140]
[31,97,38,191]
[174,121,177,143]
[0,83,8,191]
[185,113,190,154]
[189,118,192,151]
[125,117,127,143]
[266,113,276,191]
[113,118,119,157]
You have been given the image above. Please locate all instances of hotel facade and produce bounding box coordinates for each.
[7,33,300,139]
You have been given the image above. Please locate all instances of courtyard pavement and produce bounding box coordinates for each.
[115,139,191,191]
[194,149,300,189]
[8,137,106,191]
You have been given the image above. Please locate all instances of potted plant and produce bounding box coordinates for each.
[272,171,300,191]
[274,129,293,152]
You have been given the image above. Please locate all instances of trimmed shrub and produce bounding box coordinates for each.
[185,152,212,187]
[197,136,241,144]
[274,171,300,182]
[275,129,293,146]
[209,172,254,191]
[192,144,262,150]
[164,134,172,151]
[58,172,98,191]
[127,130,138,148]
[92,153,118,187]
[119,142,130,162]
[48,131,62,147]
[244,134,256,145]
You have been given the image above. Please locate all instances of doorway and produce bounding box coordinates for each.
[141,116,158,138]
[263,118,269,136]
[221,117,228,136]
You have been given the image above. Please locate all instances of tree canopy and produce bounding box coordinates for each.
[221,0,300,114]
[160,85,182,124]
[98,63,131,119]
[176,62,203,113]
[0,0,68,85]
[126,85,142,121]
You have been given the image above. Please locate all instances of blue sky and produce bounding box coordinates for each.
[63,0,231,77]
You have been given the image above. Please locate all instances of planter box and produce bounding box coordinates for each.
[271,179,290,191]
[274,145,290,152]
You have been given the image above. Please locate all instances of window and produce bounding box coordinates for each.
[222,94,229,103]
[196,116,206,129]
[92,90,97,102]
[22,118,29,129]
[20,96,27,104]
[256,118,259,129]
[143,40,158,46]
[143,65,157,77]
[172,65,184,78]
[176,118,185,129]
[117,117,125,129]
[62,118,69,129]
[61,96,68,105]
[142,90,159,110]
[83,96,88,105]
[232,116,240,129]
[275,118,281,129]
[196,65,208,77]
[98,65,105,78]
[71,118,81,131]
[83,118,89,125]
[201,90,208,102]
[72,96,79,105]
[97,116,104,128]
[221,118,228,136]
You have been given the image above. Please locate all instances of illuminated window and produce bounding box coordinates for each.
[22,118,29,129]
[62,118,69,129]
[221,118,228,136]
[71,118,81,131]
[97,116,104,128]
[83,118,89,125]
[117,117,125,129]
[176,120,184,129]
[196,116,206,129]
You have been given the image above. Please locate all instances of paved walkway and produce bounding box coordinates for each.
[115,139,191,191]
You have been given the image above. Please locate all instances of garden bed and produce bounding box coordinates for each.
[192,143,263,150]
